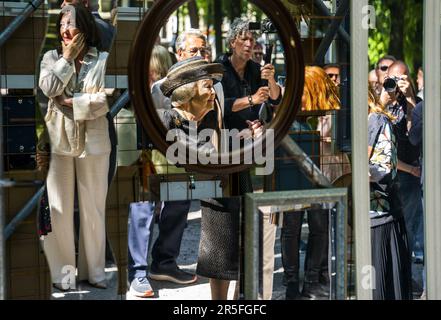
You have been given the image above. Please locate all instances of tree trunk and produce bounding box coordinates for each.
[214,0,223,58]
[188,0,199,29]
[386,0,405,60]
[229,0,242,21]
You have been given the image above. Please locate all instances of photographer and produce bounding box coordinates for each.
[219,18,281,133]
[217,17,282,300]
[380,60,423,295]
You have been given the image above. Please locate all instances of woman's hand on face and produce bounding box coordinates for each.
[252,87,270,104]
[62,33,85,62]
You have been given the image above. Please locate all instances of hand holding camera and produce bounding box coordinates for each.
[383,75,412,96]
[261,64,276,83]
[252,86,270,104]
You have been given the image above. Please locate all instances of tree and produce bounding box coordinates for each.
[368,0,423,76]
[188,0,200,29]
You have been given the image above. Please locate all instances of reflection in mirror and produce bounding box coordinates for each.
[148,0,287,171]
[126,197,241,300]
[36,0,118,299]
[127,0,289,300]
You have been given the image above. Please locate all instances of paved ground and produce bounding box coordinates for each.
[51,200,425,300]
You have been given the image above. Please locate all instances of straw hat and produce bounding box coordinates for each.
[160,56,224,97]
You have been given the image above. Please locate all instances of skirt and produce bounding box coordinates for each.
[196,198,241,280]
[371,216,412,300]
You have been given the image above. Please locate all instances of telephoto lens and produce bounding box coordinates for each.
[383,77,398,93]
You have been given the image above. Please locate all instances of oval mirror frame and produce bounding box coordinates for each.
[128,0,304,174]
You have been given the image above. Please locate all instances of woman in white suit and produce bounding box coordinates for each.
[39,3,110,290]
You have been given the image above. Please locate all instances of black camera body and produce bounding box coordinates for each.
[248,19,277,33]
[383,76,403,93]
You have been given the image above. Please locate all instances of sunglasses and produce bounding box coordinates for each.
[379,65,389,72]
[327,73,339,79]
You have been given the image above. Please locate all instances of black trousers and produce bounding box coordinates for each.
[281,208,329,283]
[150,200,191,272]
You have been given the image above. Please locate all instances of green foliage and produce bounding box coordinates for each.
[368,0,391,70]
[368,0,423,77]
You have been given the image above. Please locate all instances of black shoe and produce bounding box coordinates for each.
[149,267,197,285]
[285,281,301,300]
[301,281,329,300]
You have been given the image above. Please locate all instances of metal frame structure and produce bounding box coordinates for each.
[1,0,441,301]
[350,0,371,300]
[244,188,348,300]
[423,0,441,300]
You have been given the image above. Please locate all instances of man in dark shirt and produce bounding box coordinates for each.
[218,18,282,133]
[380,60,424,272]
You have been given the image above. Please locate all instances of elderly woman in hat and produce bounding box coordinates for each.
[161,57,245,300]
[160,56,225,152]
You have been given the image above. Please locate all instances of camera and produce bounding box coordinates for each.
[248,19,277,33]
[383,76,402,93]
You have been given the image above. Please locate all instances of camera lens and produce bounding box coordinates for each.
[263,20,276,33]
[383,77,397,93]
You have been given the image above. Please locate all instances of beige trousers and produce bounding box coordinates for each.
[44,152,109,285]
[262,212,277,300]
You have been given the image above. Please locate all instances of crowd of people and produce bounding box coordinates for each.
[36,1,426,300]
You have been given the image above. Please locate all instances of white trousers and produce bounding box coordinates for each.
[44,152,109,284]
[262,213,277,300]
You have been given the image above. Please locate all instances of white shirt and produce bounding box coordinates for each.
[39,47,110,157]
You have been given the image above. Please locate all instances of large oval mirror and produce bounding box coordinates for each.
[129,0,304,175]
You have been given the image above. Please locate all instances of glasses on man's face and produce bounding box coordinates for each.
[186,47,210,57]
[254,52,264,56]
[379,65,389,72]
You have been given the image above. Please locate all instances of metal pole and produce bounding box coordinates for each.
[0,94,5,299]
[109,90,129,118]
[335,198,347,299]
[4,185,45,240]
[244,194,259,299]
[423,0,441,300]
[350,0,372,300]
[313,0,350,45]
[0,0,44,48]
[313,0,350,65]
[280,136,332,188]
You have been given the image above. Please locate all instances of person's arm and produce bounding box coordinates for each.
[397,160,421,177]
[261,64,282,104]
[368,114,393,183]
[72,52,109,121]
[397,75,416,129]
[39,50,75,99]
[39,34,85,98]
[231,87,270,113]
[409,101,423,147]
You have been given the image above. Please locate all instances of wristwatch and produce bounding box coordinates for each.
[248,94,253,107]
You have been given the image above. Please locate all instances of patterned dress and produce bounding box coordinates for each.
[368,112,411,300]
[368,112,402,226]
